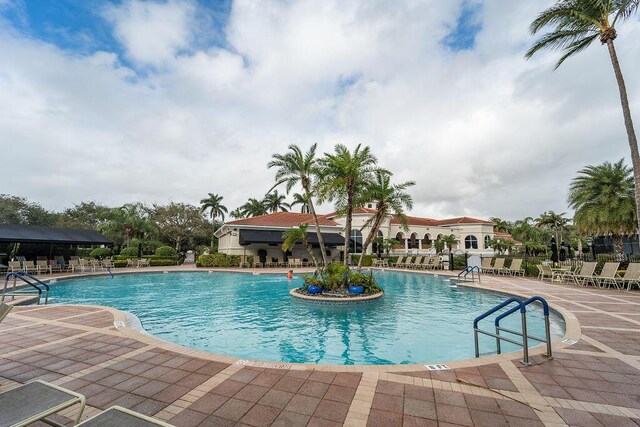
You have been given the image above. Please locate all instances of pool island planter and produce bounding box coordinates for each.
[290,287,384,302]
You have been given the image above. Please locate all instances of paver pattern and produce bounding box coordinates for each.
[2,267,640,426]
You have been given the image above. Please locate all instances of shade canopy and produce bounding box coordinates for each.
[0,224,112,245]
[239,229,344,247]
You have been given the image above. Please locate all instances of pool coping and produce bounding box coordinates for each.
[32,266,581,373]
[289,287,384,302]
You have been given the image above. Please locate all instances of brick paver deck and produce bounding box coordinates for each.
[2,267,640,426]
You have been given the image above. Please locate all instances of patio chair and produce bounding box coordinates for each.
[138,258,150,268]
[102,259,115,270]
[0,302,12,324]
[89,259,102,272]
[8,261,22,273]
[0,380,86,426]
[595,262,620,288]
[68,259,81,272]
[36,260,52,275]
[49,260,62,273]
[537,264,553,281]
[614,263,640,291]
[21,260,38,274]
[418,256,431,270]
[77,406,173,426]
[401,257,413,268]
[430,257,443,270]
[126,258,136,268]
[503,259,524,276]
[571,262,598,287]
[391,256,404,267]
[485,258,505,275]
[409,256,423,269]
[480,257,493,273]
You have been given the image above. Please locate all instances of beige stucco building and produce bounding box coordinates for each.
[215,209,497,264]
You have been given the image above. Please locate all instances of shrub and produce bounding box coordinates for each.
[149,258,178,266]
[76,249,92,258]
[119,247,139,257]
[155,246,177,257]
[196,253,241,268]
[112,260,128,268]
[131,239,163,254]
[453,255,467,269]
[89,247,112,259]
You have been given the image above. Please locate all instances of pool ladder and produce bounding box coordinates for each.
[457,266,481,283]
[2,272,50,305]
[473,296,552,365]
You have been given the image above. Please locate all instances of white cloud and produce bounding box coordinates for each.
[0,0,639,222]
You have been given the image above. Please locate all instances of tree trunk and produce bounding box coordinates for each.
[304,242,319,267]
[613,234,624,255]
[358,213,384,271]
[306,198,328,267]
[343,185,354,268]
[606,39,640,242]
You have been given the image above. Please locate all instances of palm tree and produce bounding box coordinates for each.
[317,144,380,267]
[489,217,513,233]
[229,208,245,219]
[441,234,459,252]
[281,223,319,267]
[241,198,268,217]
[527,0,640,237]
[290,192,310,213]
[536,211,571,243]
[100,203,155,247]
[200,193,228,247]
[268,144,328,266]
[357,171,415,270]
[263,190,290,213]
[568,159,636,254]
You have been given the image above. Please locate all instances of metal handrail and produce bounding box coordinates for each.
[2,272,48,304]
[474,297,531,364]
[494,296,552,358]
[457,266,481,283]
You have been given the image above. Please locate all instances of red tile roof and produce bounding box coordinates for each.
[325,207,377,217]
[390,215,439,226]
[390,215,493,227]
[434,216,494,226]
[225,212,340,228]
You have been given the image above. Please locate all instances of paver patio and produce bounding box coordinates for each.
[2,267,640,426]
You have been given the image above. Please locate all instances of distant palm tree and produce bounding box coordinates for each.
[527,0,640,236]
[568,159,636,254]
[357,171,415,270]
[281,223,318,267]
[489,217,512,233]
[263,190,290,213]
[441,234,459,252]
[100,203,155,247]
[290,192,310,213]
[229,208,245,219]
[536,211,570,243]
[317,144,380,267]
[241,198,268,217]
[268,144,328,266]
[199,193,227,248]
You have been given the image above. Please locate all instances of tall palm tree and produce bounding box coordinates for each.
[489,217,513,233]
[263,190,290,213]
[568,159,636,254]
[100,203,155,247]
[200,193,228,247]
[241,198,269,217]
[268,144,328,266]
[442,234,459,252]
[357,171,415,270]
[281,224,319,267]
[290,192,311,213]
[536,210,571,243]
[317,144,380,267]
[229,208,245,219]
[527,0,640,236]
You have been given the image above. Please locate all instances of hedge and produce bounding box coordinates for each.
[155,246,177,257]
[196,253,241,268]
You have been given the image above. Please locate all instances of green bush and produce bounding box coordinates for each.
[149,258,178,266]
[196,253,241,268]
[112,260,128,268]
[350,255,375,267]
[453,255,467,269]
[76,249,92,258]
[130,239,163,254]
[303,263,382,293]
[119,247,139,257]
[89,247,112,259]
[155,246,177,257]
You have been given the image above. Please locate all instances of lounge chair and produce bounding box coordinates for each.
[401,257,413,268]
[537,264,553,281]
[21,260,38,274]
[391,256,405,267]
[0,302,12,324]
[614,263,640,291]
[485,258,505,275]
[0,380,86,426]
[595,262,620,288]
[480,257,493,273]
[8,261,22,273]
[36,260,52,275]
[78,259,90,272]
[77,406,173,426]
[570,262,598,287]
[503,259,524,276]
[409,256,423,269]
[429,257,442,270]
[89,259,102,272]
[418,256,431,270]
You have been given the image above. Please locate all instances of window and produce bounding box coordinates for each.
[350,229,363,253]
[372,231,384,255]
[465,235,478,249]
[484,235,491,249]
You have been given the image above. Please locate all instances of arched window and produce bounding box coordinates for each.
[409,233,419,249]
[372,231,384,255]
[350,229,363,253]
[484,235,491,249]
[422,233,432,249]
[465,235,478,250]
[395,232,404,241]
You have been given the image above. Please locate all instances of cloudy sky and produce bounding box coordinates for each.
[1,0,639,221]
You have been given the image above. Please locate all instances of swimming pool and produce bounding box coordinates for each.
[48,271,565,365]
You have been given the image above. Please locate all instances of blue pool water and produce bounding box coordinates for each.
[48,271,565,365]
